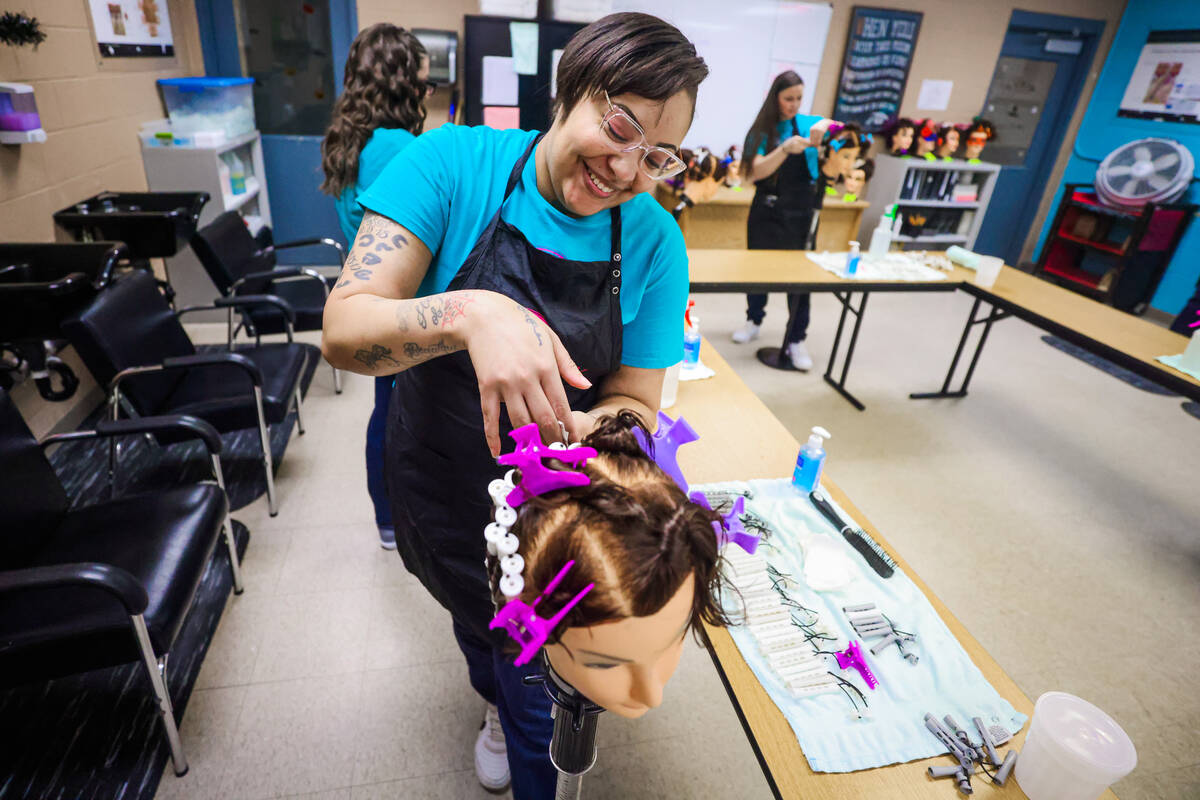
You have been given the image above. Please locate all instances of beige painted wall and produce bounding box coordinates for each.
[358,0,1126,263]
[0,0,205,243]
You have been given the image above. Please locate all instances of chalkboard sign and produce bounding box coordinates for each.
[833,7,922,132]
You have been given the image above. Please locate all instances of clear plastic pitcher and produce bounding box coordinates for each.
[1015,692,1136,800]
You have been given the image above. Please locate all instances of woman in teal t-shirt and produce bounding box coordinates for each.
[320,23,429,551]
[322,14,705,799]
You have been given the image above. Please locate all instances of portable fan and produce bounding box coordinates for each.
[1095,138,1194,209]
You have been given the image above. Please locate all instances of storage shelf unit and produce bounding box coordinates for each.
[862,156,1001,251]
[141,131,272,316]
[1033,183,1196,312]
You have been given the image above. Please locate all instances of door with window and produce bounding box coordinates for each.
[972,12,1104,266]
[196,0,356,264]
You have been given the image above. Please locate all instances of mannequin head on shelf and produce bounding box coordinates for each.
[487,412,731,719]
[819,122,866,181]
[842,157,874,199]
[963,118,996,160]
[883,116,916,155]
[934,123,962,159]
[914,119,938,158]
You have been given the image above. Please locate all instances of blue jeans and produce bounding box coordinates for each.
[453,620,556,800]
[366,375,393,529]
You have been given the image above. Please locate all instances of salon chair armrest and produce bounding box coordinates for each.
[231,267,330,298]
[39,414,222,456]
[264,237,346,267]
[0,563,149,615]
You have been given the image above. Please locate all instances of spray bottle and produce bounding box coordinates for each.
[792,426,832,493]
[683,300,701,366]
[868,205,895,258]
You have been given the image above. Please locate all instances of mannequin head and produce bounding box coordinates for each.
[963,118,996,160]
[819,122,865,180]
[883,117,915,155]
[934,123,961,159]
[842,157,873,197]
[914,119,938,157]
[488,412,730,718]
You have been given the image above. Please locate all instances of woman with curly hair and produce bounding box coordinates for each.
[321,23,429,551]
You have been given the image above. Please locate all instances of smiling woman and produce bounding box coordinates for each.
[319,12,709,799]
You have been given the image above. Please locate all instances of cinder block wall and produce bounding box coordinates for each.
[0,0,204,242]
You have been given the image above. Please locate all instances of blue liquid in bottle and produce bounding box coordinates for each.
[791,426,831,493]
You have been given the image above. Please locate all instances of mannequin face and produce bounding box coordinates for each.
[843,167,867,195]
[964,132,988,159]
[541,90,692,218]
[891,126,914,153]
[822,144,860,180]
[935,129,959,157]
[776,84,804,121]
[544,577,695,719]
[915,134,936,156]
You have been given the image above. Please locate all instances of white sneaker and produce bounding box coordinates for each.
[732,321,762,344]
[786,341,814,371]
[474,703,510,792]
[378,525,396,550]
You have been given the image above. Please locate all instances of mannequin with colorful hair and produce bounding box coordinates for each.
[881,116,916,157]
[963,118,996,163]
[934,123,964,161]
[913,118,939,160]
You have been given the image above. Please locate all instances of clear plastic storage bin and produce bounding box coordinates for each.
[157,77,255,140]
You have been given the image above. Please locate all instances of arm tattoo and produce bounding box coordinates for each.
[353,343,400,369]
[337,212,404,287]
[402,339,459,361]
[523,309,544,346]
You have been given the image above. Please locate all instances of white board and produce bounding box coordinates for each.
[612,0,833,152]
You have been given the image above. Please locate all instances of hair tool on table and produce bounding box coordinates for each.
[809,489,897,578]
[924,712,1018,795]
[842,602,918,663]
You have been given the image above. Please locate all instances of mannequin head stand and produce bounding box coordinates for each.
[523,651,605,798]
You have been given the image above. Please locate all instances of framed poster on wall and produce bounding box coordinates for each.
[1118,29,1200,124]
[88,0,174,57]
[833,6,922,132]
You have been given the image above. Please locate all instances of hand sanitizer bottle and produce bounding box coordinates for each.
[868,206,894,258]
[792,426,832,493]
[846,241,861,276]
[683,314,701,366]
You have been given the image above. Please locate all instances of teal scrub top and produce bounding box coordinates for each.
[755,115,823,176]
[358,123,689,369]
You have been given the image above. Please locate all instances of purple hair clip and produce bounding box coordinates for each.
[498,423,597,507]
[490,560,595,666]
[632,411,698,493]
[689,492,760,554]
[827,121,845,134]
[835,640,880,690]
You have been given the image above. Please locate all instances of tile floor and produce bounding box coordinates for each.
[158,289,1200,799]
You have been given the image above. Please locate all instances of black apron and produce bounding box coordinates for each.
[385,135,623,639]
[747,118,825,250]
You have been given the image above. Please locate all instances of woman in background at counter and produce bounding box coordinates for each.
[732,71,831,370]
[320,23,430,550]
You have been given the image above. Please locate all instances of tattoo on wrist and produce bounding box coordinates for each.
[403,293,477,332]
[354,343,400,369]
[402,338,459,361]
[523,309,544,346]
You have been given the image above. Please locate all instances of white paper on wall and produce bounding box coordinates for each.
[917,79,953,111]
[482,56,520,106]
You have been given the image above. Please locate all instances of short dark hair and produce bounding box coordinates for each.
[554,13,708,122]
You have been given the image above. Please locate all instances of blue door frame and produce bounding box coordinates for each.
[972,10,1105,266]
[194,0,357,265]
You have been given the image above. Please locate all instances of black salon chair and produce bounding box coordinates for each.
[61,269,309,516]
[191,211,345,393]
[0,387,242,776]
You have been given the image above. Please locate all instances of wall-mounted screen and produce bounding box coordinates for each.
[1118,29,1200,124]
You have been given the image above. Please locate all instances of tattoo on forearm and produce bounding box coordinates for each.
[353,343,400,369]
[336,212,406,288]
[440,293,475,327]
[402,339,459,361]
[523,309,544,346]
